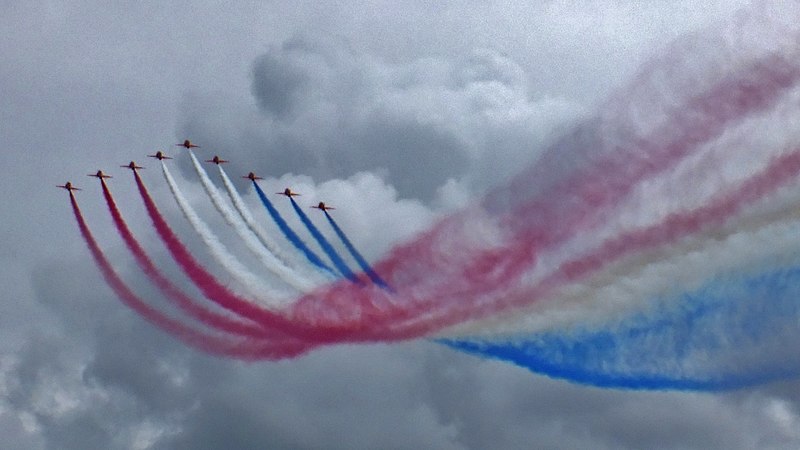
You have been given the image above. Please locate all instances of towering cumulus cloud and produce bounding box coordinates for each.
[69,3,800,390]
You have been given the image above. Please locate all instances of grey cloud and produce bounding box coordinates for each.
[347,112,469,199]
[0,411,44,450]
[184,37,569,201]
[252,52,310,119]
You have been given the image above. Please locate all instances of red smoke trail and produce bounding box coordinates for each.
[109,53,800,345]
[101,179,280,340]
[127,145,800,346]
[69,191,308,359]
[371,55,800,302]
[339,147,800,340]
[288,55,800,339]
[551,148,800,286]
[132,170,360,342]
[509,57,800,246]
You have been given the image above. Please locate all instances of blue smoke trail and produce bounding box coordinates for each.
[444,262,800,391]
[288,197,362,284]
[251,181,336,277]
[323,210,390,289]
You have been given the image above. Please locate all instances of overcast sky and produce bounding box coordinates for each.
[5,1,800,449]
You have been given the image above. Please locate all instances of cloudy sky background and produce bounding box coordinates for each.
[4,1,800,448]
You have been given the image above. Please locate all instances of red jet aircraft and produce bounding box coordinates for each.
[177,139,200,149]
[148,151,172,161]
[311,202,335,211]
[277,188,300,197]
[120,161,144,171]
[205,155,228,165]
[242,172,264,181]
[88,170,112,179]
[57,182,81,192]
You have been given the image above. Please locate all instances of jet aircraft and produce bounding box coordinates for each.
[205,155,228,165]
[277,188,300,197]
[242,172,264,181]
[177,139,199,149]
[57,182,81,192]
[88,170,112,179]
[311,202,335,211]
[121,161,144,171]
[148,151,172,161]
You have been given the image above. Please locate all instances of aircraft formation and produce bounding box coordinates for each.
[61,140,336,213]
[61,137,386,343]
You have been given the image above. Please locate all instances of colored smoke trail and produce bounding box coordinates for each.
[100,178,271,339]
[132,169,315,340]
[70,5,800,389]
[134,170,384,343]
[288,197,361,284]
[251,181,337,277]
[187,151,239,229]
[383,145,800,340]
[281,12,800,348]
[445,181,800,339]
[445,259,800,390]
[161,162,290,302]
[187,152,314,293]
[280,142,800,343]
[323,210,390,289]
[487,55,800,280]
[135,171,400,342]
[69,190,308,359]
[217,165,308,276]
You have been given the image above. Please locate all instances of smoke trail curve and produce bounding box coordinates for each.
[218,165,309,275]
[186,152,315,293]
[133,169,392,343]
[251,181,337,277]
[445,259,800,390]
[69,190,309,359]
[100,178,275,339]
[161,162,291,302]
[133,170,314,338]
[361,147,800,339]
[288,197,361,284]
[323,210,390,289]
[286,44,800,338]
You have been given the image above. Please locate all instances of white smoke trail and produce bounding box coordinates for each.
[186,152,316,292]
[442,193,800,339]
[440,85,800,338]
[217,164,330,283]
[441,155,800,339]
[161,162,294,306]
